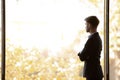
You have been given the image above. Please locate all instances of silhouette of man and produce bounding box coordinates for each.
[78,16,103,80]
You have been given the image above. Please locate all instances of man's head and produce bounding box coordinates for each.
[85,16,99,32]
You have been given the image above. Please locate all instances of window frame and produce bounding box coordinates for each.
[1,0,109,80]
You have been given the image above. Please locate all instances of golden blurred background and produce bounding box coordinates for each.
[0,0,120,80]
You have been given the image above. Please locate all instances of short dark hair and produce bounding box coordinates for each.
[85,16,99,28]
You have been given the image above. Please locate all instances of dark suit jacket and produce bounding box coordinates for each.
[78,32,103,78]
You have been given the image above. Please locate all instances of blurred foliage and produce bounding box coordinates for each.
[5,40,85,80]
[109,0,120,80]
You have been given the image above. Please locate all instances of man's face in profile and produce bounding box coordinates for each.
[85,22,91,32]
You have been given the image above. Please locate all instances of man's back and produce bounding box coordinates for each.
[78,32,103,79]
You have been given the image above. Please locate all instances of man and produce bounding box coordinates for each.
[78,16,103,80]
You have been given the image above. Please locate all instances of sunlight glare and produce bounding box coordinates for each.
[6,0,102,55]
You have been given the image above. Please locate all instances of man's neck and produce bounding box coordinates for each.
[90,29,97,34]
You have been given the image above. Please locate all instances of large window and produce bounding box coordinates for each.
[5,0,104,79]
[5,0,120,80]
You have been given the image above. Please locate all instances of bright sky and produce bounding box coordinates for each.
[6,0,103,54]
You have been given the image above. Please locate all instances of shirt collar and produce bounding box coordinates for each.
[88,32,98,38]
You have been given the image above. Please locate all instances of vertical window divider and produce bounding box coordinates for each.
[1,0,6,80]
[104,0,109,80]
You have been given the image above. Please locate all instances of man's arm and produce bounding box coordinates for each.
[78,40,91,61]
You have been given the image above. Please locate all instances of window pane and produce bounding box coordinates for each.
[6,0,104,80]
[110,0,120,80]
